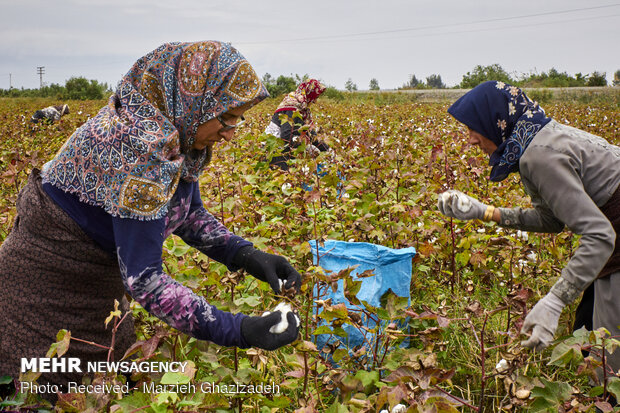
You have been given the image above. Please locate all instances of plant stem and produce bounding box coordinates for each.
[217,171,225,223]
[450,217,456,292]
[70,337,110,351]
[468,314,489,413]
[107,311,131,363]
[433,385,479,411]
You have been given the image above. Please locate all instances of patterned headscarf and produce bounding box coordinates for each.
[42,41,269,220]
[448,81,551,181]
[275,79,326,125]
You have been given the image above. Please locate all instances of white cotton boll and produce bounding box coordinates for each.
[281,183,292,193]
[391,404,407,413]
[496,359,509,373]
[263,302,298,334]
[526,251,537,262]
[477,228,486,233]
[455,193,472,213]
[379,410,389,413]
[440,192,451,204]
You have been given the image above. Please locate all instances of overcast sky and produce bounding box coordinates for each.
[1,0,619,90]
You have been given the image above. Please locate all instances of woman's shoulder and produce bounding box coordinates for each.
[532,120,609,147]
[518,122,573,173]
[520,119,619,173]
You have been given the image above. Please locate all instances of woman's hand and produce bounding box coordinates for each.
[521,292,565,350]
[241,312,300,350]
[233,246,302,294]
[437,190,488,221]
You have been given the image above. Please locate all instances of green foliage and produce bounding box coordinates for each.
[262,73,312,98]
[459,64,514,88]
[344,78,358,91]
[529,378,573,412]
[425,74,446,89]
[323,86,345,101]
[586,71,607,87]
[0,77,110,100]
[402,74,422,89]
[262,73,298,97]
[64,77,108,100]
[368,78,380,91]
[614,70,620,87]
[518,68,594,88]
[527,88,554,104]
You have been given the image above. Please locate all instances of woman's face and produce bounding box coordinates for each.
[467,127,498,155]
[192,105,248,150]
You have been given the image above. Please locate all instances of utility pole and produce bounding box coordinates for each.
[9,73,12,89]
[37,66,45,88]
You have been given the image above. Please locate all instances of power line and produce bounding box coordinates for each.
[37,66,45,88]
[236,3,620,45]
[281,12,620,46]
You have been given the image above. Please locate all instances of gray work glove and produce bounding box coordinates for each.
[521,292,565,351]
[437,190,487,221]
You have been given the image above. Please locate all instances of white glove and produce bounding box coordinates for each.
[437,190,488,221]
[521,292,565,351]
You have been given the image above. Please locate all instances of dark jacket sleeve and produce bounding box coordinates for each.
[171,182,252,270]
[112,216,249,347]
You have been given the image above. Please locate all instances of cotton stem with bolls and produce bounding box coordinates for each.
[442,148,457,292]
[505,247,515,345]
[467,305,508,412]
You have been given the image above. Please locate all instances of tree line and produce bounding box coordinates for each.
[2,67,618,100]
[0,77,110,99]
[265,65,618,95]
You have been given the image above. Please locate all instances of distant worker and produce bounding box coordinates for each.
[265,79,330,170]
[30,104,70,123]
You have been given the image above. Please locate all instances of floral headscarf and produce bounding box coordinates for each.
[42,41,269,220]
[275,79,326,125]
[448,81,551,181]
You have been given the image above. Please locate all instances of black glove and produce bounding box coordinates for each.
[233,246,302,294]
[241,312,299,351]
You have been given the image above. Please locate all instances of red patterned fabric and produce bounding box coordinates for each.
[274,79,326,125]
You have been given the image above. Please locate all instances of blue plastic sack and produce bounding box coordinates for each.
[309,240,416,356]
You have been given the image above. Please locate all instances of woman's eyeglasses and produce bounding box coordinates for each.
[217,115,245,131]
